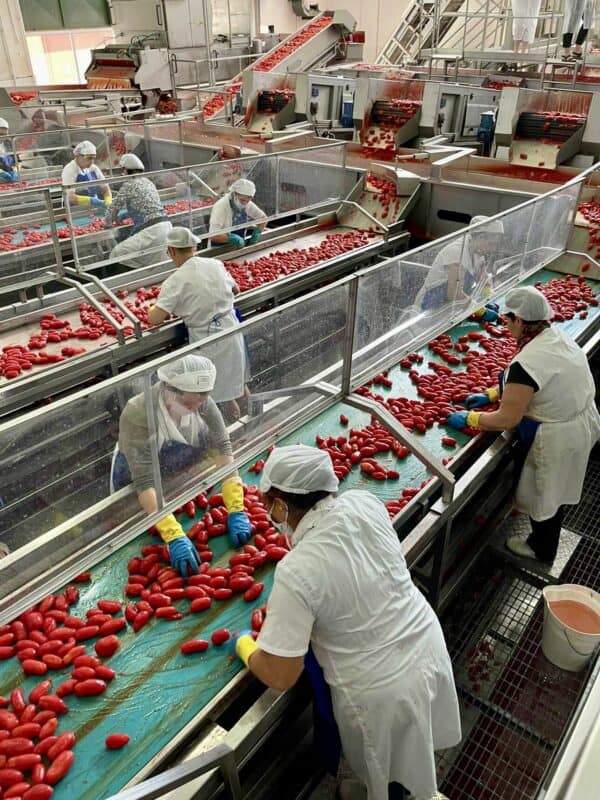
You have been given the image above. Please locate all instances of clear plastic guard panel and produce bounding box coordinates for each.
[157,282,350,503]
[12,129,71,186]
[0,371,148,566]
[0,104,67,136]
[0,190,61,282]
[524,182,581,276]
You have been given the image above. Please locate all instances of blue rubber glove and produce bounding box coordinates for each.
[0,169,17,183]
[117,208,129,221]
[227,232,245,249]
[446,410,469,430]
[465,393,491,409]
[249,227,261,245]
[90,196,106,209]
[486,302,500,312]
[481,306,500,323]
[168,535,200,577]
[227,511,252,548]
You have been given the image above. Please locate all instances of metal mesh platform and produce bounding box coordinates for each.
[563,446,600,541]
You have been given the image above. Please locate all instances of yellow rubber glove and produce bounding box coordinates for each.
[466,410,482,429]
[222,478,244,514]
[74,194,91,207]
[104,195,112,206]
[485,387,500,403]
[155,513,185,543]
[236,633,258,667]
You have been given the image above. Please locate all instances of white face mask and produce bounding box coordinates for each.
[233,196,246,211]
[268,500,294,538]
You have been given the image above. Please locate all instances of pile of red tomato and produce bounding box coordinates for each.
[8,91,38,105]
[251,16,333,73]
[226,229,376,292]
[578,199,600,262]
[202,82,242,120]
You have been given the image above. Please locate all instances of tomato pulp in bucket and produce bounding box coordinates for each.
[549,600,600,634]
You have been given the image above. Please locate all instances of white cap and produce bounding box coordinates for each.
[157,354,217,392]
[74,140,97,156]
[166,227,200,248]
[119,153,145,171]
[470,215,504,235]
[230,178,256,197]
[259,445,339,495]
[0,118,8,130]
[124,132,142,150]
[504,286,552,321]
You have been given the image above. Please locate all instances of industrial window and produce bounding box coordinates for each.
[26,29,114,85]
[19,0,110,31]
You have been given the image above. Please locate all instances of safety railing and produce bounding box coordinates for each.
[0,160,596,622]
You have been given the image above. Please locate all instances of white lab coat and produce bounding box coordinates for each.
[512,0,542,43]
[510,327,600,521]
[110,220,173,268]
[563,0,594,33]
[258,492,461,799]
[155,255,246,403]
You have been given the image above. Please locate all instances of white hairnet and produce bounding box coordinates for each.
[157,354,216,392]
[119,153,144,171]
[0,118,9,130]
[230,178,256,197]
[259,445,339,495]
[166,227,199,248]
[504,286,552,321]
[124,132,142,150]
[74,140,97,156]
[471,215,504,235]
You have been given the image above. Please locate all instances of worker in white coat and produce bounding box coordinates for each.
[511,0,542,52]
[561,0,594,60]
[415,216,504,321]
[0,118,18,183]
[106,153,172,267]
[447,286,600,562]
[148,227,247,421]
[233,445,461,800]
[209,178,267,249]
[111,354,252,574]
[61,140,112,209]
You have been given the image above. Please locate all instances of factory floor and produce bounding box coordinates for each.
[308,446,600,800]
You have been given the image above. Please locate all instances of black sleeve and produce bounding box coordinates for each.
[506,361,539,391]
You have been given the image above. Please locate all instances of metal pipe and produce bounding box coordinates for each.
[63,267,143,337]
[57,275,127,345]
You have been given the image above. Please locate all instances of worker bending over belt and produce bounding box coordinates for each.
[209,178,267,249]
[107,153,172,267]
[62,140,112,210]
[0,118,17,183]
[447,286,600,563]
[148,227,248,422]
[415,215,504,322]
[233,445,461,800]
[111,355,251,575]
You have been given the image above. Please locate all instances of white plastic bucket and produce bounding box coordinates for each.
[541,584,600,672]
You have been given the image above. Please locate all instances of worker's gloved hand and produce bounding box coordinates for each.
[168,536,200,577]
[231,629,257,667]
[117,208,129,221]
[248,227,261,245]
[227,512,252,548]
[90,196,106,209]
[465,385,500,408]
[227,232,245,249]
[473,303,500,323]
[0,169,17,183]
[155,513,200,576]
[447,410,481,430]
[222,479,252,547]
[104,195,112,206]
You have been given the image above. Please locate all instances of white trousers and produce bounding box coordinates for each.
[512,0,542,43]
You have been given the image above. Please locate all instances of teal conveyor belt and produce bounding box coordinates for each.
[0,270,598,798]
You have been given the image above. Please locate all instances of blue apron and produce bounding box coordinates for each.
[0,139,16,180]
[115,207,147,243]
[112,437,209,492]
[211,198,250,247]
[75,167,101,199]
[304,647,342,776]
[421,269,476,310]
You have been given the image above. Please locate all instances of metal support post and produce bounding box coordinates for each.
[144,372,165,513]
[43,190,64,276]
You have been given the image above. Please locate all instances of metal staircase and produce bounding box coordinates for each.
[376,0,565,66]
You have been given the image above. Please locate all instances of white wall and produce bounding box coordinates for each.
[257,0,411,63]
[0,0,34,85]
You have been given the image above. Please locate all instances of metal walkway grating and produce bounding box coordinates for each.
[563,446,600,541]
